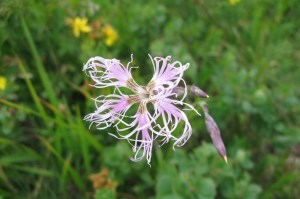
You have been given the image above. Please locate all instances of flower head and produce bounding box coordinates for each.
[83,55,202,165]
[66,17,92,37]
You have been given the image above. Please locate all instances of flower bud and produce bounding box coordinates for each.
[172,86,185,97]
[190,85,209,98]
[201,104,227,163]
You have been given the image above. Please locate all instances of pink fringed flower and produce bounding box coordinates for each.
[83,55,202,165]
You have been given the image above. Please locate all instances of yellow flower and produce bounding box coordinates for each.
[0,76,7,90]
[102,24,118,46]
[66,17,91,37]
[229,0,240,5]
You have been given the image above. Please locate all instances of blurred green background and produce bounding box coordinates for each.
[1,0,300,198]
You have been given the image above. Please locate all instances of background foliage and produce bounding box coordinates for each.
[1,0,300,198]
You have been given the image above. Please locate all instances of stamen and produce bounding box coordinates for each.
[126,78,140,92]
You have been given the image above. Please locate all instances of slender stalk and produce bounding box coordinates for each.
[20,16,58,107]
[17,58,48,122]
[76,106,91,173]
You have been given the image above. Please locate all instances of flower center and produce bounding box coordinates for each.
[137,86,150,101]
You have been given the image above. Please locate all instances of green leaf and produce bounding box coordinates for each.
[94,188,116,199]
[195,177,216,199]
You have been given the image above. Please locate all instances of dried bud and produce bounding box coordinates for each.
[201,104,227,163]
[190,85,209,98]
[89,168,117,190]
